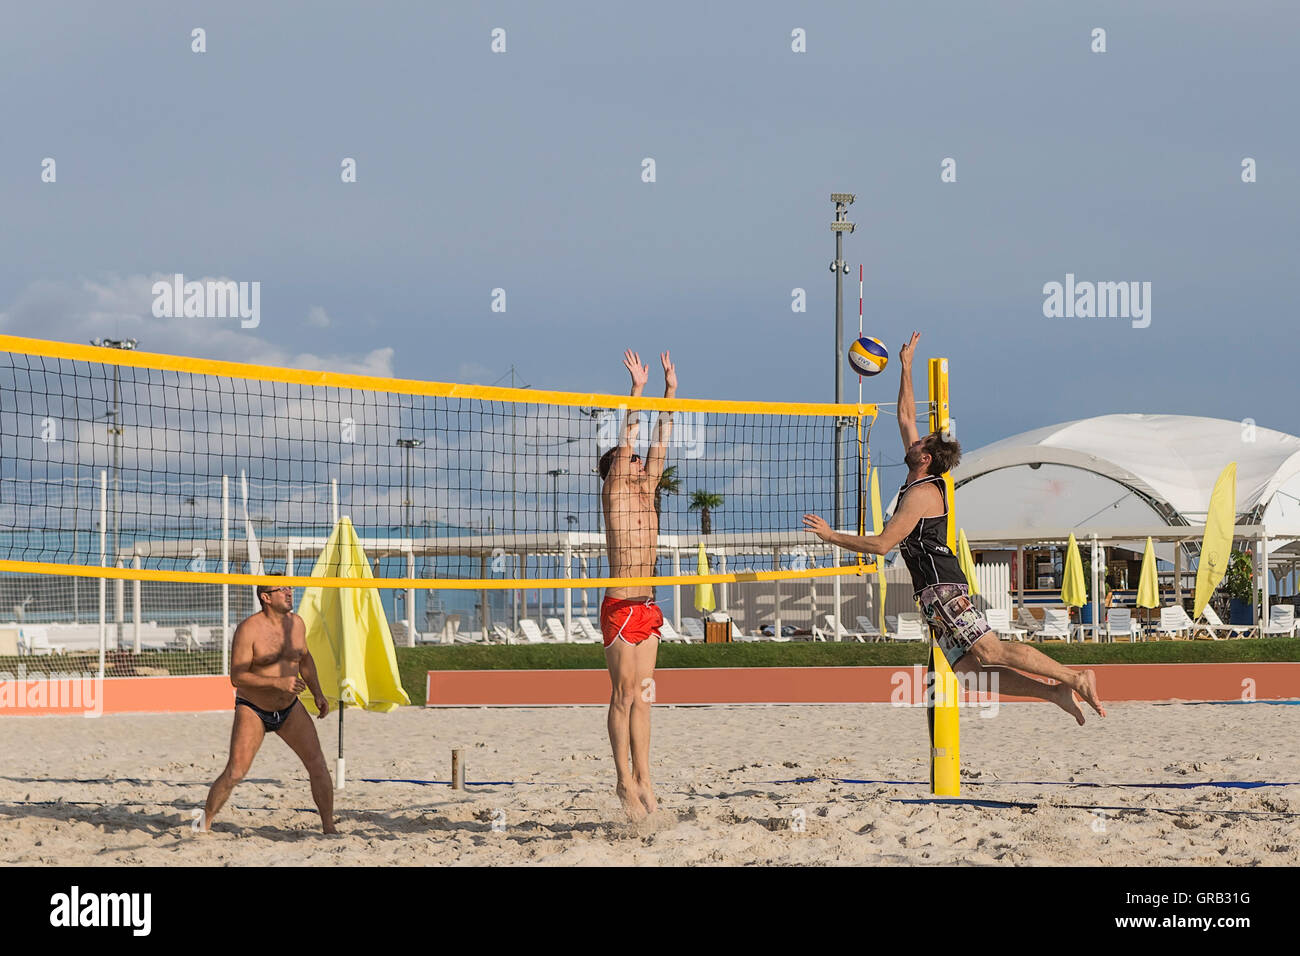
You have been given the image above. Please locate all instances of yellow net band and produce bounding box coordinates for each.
[0,335,875,418]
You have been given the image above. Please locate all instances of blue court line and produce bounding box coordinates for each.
[767,777,1300,790]
[362,778,527,787]
[1158,699,1300,706]
[895,797,1300,818]
[362,776,1300,791]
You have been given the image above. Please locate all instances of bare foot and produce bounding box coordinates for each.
[617,781,647,822]
[323,823,339,835]
[1072,669,1106,718]
[1052,681,1086,726]
[638,782,658,815]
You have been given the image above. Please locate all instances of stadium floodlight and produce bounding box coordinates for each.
[831,193,856,205]
[830,221,856,232]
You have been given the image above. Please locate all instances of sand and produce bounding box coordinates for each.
[1,701,1296,866]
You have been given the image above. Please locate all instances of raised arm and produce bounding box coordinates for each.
[614,349,649,465]
[643,351,676,483]
[897,331,922,451]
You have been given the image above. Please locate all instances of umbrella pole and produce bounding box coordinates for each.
[336,700,345,790]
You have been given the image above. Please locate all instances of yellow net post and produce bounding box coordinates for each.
[927,356,960,797]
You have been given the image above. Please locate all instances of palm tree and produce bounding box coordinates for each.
[688,490,724,535]
[655,465,682,519]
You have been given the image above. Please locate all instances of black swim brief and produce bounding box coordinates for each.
[234,696,301,732]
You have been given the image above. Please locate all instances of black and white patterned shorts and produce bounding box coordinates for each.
[916,582,992,667]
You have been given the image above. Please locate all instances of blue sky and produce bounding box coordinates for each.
[2,0,1296,487]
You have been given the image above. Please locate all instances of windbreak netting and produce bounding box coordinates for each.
[0,337,876,657]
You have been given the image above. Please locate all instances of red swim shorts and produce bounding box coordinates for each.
[600,596,663,649]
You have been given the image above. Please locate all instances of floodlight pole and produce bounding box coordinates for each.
[830,194,855,530]
[91,337,137,648]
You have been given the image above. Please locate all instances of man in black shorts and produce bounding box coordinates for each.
[201,576,337,832]
[803,332,1105,724]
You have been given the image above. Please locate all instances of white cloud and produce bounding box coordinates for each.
[0,274,395,377]
[305,306,331,328]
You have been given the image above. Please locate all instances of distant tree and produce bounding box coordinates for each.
[687,490,724,535]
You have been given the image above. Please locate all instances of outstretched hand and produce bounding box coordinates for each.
[661,350,676,392]
[899,331,921,370]
[624,349,649,389]
[802,513,834,542]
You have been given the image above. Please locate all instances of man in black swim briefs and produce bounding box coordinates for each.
[201,575,337,833]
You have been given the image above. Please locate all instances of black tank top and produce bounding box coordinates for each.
[897,475,965,594]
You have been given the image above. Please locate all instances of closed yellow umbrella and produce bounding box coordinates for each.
[957,528,980,596]
[1193,463,1237,618]
[297,516,411,789]
[1061,533,1087,607]
[693,541,715,613]
[1136,536,1161,610]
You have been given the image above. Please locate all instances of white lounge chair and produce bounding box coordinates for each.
[490,622,516,643]
[856,616,889,642]
[681,618,706,641]
[544,618,571,643]
[1198,605,1257,640]
[437,613,463,645]
[729,620,759,643]
[1016,606,1044,636]
[1262,605,1297,638]
[1039,608,1073,642]
[570,618,602,644]
[1150,605,1194,640]
[821,615,870,643]
[658,619,689,643]
[984,608,1028,642]
[1104,607,1144,643]
[21,627,66,655]
[517,619,548,644]
[0,628,21,656]
[893,612,927,643]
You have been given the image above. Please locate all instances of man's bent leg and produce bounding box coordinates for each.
[629,635,659,814]
[203,705,265,830]
[967,634,1105,720]
[276,702,337,833]
[604,638,645,821]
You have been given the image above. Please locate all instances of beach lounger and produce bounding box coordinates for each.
[517,619,548,644]
[682,618,706,641]
[856,616,889,642]
[984,608,1028,642]
[544,618,571,643]
[490,622,516,643]
[570,618,601,644]
[820,614,870,642]
[1016,606,1044,636]
[0,628,21,656]
[1039,608,1072,642]
[21,627,65,655]
[1197,605,1256,640]
[1261,605,1297,638]
[658,619,690,643]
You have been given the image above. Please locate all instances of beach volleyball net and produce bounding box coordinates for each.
[0,335,878,674]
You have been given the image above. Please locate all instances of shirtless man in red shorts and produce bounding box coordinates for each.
[598,348,675,821]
